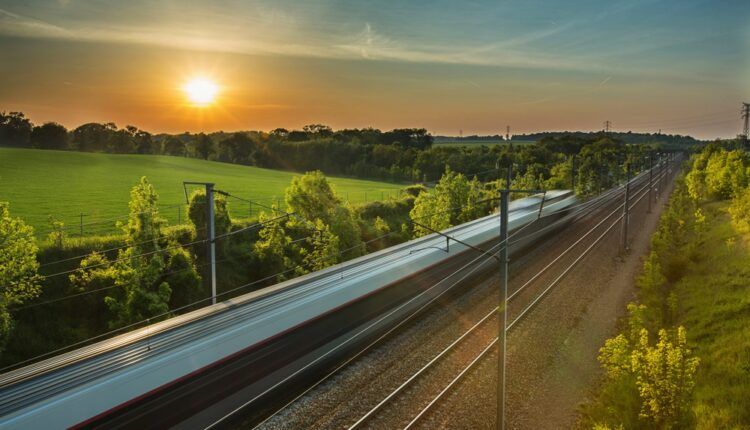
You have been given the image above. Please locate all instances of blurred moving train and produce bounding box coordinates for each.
[0,189,589,429]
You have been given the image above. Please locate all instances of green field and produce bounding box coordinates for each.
[0,148,407,237]
[433,139,536,148]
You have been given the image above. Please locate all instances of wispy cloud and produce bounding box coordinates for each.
[0,8,72,38]
[0,0,742,83]
[0,8,599,73]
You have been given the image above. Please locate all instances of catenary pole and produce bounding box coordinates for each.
[622,165,630,252]
[497,163,511,430]
[647,153,653,213]
[206,183,217,305]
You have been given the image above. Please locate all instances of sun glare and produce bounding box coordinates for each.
[183,77,219,106]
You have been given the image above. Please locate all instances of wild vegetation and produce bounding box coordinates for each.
[581,143,750,429]
[0,203,42,354]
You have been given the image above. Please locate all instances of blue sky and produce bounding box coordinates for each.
[0,0,747,138]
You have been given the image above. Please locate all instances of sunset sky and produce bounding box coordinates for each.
[0,0,747,139]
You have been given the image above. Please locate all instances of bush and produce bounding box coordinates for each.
[0,202,42,353]
[596,313,699,429]
[728,187,750,233]
[686,148,749,201]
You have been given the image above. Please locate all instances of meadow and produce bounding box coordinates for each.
[0,147,406,237]
[580,178,750,428]
[433,139,536,148]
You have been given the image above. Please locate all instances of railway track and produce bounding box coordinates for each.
[239,160,678,430]
[345,169,669,430]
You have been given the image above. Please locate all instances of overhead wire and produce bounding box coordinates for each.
[244,165,659,428]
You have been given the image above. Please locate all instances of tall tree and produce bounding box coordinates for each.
[217,132,258,164]
[30,122,68,150]
[127,126,155,154]
[0,202,42,353]
[285,171,364,258]
[193,133,214,160]
[0,111,32,148]
[163,136,187,156]
[71,123,115,152]
[410,168,490,237]
[70,178,202,327]
[109,128,135,154]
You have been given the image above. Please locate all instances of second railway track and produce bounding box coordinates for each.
[241,162,677,430]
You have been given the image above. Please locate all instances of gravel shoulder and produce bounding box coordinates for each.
[428,174,677,430]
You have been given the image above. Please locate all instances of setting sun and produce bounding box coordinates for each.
[183,77,218,106]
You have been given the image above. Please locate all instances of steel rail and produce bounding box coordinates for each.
[241,187,626,429]
[218,194,584,429]
[400,162,675,429]
[343,166,666,429]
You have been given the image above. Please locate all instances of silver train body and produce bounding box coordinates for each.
[0,190,580,429]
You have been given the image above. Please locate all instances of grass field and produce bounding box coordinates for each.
[0,148,407,237]
[674,202,750,427]
[433,139,536,148]
[580,197,750,428]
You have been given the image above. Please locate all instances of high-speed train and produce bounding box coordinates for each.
[0,189,593,429]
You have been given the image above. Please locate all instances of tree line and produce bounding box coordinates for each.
[435,131,701,146]
[1,111,698,185]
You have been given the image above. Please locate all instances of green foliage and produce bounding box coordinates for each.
[303,220,341,272]
[595,314,698,429]
[193,133,214,160]
[637,252,670,327]
[402,184,428,197]
[356,196,414,248]
[410,188,450,237]
[70,178,202,328]
[164,247,203,309]
[511,165,545,198]
[632,327,699,428]
[285,171,341,223]
[162,136,187,156]
[30,122,68,150]
[187,189,232,239]
[583,147,750,429]
[728,187,750,233]
[0,202,42,353]
[409,168,491,237]
[373,216,390,236]
[252,207,295,281]
[575,137,631,196]
[686,147,750,201]
[67,252,117,327]
[545,158,574,190]
[0,111,32,147]
[285,171,364,258]
[46,215,65,248]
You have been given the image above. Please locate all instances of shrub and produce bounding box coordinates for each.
[728,187,750,233]
[597,320,699,429]
[632,327,699,428]
[0,202,42,353]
